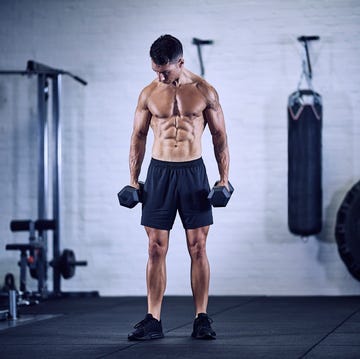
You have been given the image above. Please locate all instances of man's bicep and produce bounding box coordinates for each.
[133,90,152,135]
[203,85,226,134]
[205,105,226,136]
[133,107,151,136]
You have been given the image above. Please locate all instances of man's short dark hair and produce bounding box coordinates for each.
[150,34,183,65]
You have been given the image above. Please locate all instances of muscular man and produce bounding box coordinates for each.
[127,34,230,341]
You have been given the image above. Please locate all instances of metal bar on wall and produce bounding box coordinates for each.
[37,74,49,220]
[52,75,62,294]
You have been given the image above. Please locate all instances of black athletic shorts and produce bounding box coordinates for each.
[141,158,213,230]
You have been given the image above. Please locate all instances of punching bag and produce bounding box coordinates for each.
[288,89,322,236]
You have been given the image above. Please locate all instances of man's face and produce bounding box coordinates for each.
[151,59,183,84]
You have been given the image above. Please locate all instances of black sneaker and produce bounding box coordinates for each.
[191,313,216,339]
[128,314,164,341]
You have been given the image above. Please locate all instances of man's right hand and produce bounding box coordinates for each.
[130,181,141,189]
[215,180,230,192]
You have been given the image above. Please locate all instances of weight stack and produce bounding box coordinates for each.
[288,89,322,236]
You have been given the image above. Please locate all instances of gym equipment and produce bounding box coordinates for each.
[288,35,322,236]
[118,182,144,208]
[0,290,17,321]
[0,61,96,297]
[208,181,234,207]
[6,219,87,296]
[10,219,56,232]
[8,290,17,320]
[6,219,52,295]
[335,180,360,281]
[50,249,87,280]
[192,38,214,77]
[2,273,16,292]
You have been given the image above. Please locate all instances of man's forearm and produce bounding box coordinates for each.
[213,133,229,183]
[129,133,147,186]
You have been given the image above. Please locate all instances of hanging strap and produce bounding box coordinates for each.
[296,35,320,91]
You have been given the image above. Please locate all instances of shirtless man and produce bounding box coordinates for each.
[127,34,230,341]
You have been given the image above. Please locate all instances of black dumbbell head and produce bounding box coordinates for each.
[208,181,234,207]
[118,185,140,208]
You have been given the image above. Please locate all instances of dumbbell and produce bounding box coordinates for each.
[208,181,234,207]
[117,182,144,208]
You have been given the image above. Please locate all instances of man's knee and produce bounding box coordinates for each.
[146,227,169,260]
[188,240,207,261]
[187,228,209,261]
[148,240,167,260]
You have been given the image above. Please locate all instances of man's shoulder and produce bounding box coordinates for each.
[184,70,217,99]
[137,80,158,107]
[141,80,158,96]
[193,79,218,105]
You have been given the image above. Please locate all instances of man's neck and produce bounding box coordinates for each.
[172,78,181,87]
[172,69,192,87]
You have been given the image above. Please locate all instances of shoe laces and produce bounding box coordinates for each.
[197,314,213,328]
[134,314,155,329]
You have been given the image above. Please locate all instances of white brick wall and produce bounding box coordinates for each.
[1,0,360,295]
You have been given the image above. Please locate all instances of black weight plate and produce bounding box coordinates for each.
[61,249,76,279]
[335,180,360,281]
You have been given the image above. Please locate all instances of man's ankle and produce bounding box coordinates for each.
[195,311,207,318]
[148,311,161,321]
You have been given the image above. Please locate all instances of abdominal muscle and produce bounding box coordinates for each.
[151,114,204,162]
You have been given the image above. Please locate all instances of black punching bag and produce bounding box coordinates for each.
[288,89,322,236]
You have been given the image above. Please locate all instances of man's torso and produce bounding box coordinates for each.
[146,74,209,162]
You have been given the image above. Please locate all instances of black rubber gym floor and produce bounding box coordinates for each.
[0,295,359,358]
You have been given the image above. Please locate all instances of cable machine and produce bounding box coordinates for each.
[0,61,93,298]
